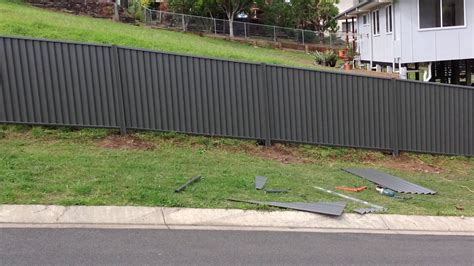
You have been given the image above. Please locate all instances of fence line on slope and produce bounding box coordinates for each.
[134,4,354,49]
[0,35,472,156]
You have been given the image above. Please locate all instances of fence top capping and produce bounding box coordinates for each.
[398,77,474,91]
[1,35,473,91]
[0,34,114,48]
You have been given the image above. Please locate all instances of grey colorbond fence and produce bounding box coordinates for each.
[0,36,473,156]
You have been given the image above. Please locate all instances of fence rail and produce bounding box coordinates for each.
[0,36,472,156]
[139,7,354,49]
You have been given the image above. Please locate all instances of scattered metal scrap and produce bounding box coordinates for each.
[264,189,289,194]
[343,168,437,195]
[335,186,367,193]
[353,208,379,215]
[228,199,346,216]
[255,176,267,190]
[175,176,202,193]
[314,186,385,214]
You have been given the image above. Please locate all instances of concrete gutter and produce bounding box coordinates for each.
[1,205,473,236]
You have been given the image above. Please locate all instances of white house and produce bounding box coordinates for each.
[336,0,473,86]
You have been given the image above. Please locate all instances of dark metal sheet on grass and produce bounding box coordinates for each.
[175,176,202,193]
[343,168,437,195]
[255,176,267,190]
[227,199,346,216]
[268,201,346,216]
[264,189,289,193]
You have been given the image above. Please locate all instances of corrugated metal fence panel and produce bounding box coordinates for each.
[397,81,474,156]
[1,35,473,157]
[0,37,120,128]
[118,48,266,139]
[267,66,393,150]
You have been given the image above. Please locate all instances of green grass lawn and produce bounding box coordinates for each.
[1,126,473,216]
[0,0,316,68]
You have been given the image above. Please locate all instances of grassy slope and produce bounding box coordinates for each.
[0,0,315,68]
[1,127,473,216]
[0,1,472,216]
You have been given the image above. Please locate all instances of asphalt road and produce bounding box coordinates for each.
[0,228,473,265]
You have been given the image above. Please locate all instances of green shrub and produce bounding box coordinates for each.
[313,51,324,65]
[323,50,338,67]
[313,50,337,67]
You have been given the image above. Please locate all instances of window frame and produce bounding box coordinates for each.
[372,10,380,36]
[417,0,467,31]
[385,5,393,34]
[362,15,368,25]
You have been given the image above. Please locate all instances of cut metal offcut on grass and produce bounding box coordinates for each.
[343,168,437,195]
[314,186,386,213]
[175,176,202,193]
[264,189,289,194]
[255,176,267,190]
[353,208,381,215]
[228,198,346,216]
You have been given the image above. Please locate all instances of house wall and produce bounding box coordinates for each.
[357,14,371,62]
[357,4,394,63]
[398,0,474,64]
[357,0,474,64]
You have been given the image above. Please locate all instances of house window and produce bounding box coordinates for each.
[419,0,465,29]
[372,10,380,35]
[362,15,368,25]
[386,5,392,33]
[442,0,464,27]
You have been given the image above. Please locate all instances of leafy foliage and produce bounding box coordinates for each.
[257,0,340,32]
[313,49,337,67]
[139,0,152,8]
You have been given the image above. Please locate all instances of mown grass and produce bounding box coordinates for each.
[0,0,317,68]
[1,125,473,216]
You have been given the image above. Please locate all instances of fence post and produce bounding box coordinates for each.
[214,19,217,35]
[182,14,186,31]
[159,11,162,24]
[390,78,400,156]
[302,29,305,45]
[111,45,127,135]
[273,26,277,42]
[244,22,247,39]
[261,63,272,147]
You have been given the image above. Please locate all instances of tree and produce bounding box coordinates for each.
[312,0,340,33]
[259,0,296,28]
[167,0,199,14]
[259,0,339,32]
[215,0,253,37]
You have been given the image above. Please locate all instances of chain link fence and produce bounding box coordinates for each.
[136,6,354,50]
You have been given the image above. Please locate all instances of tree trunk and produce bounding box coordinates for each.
[229,17,234,38]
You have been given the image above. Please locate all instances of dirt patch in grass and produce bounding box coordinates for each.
[239,144,314,164]
[381,154,444,174]
[228,142,445,174]
[97,135,156,151]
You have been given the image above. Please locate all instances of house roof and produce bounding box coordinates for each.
[335,0,392,20]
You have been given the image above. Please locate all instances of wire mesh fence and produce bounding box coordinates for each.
[137,6,354,49]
